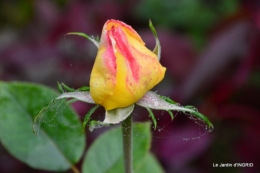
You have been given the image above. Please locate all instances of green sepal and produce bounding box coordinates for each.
[66,32,99,48]
[137,91,214,133]
[149,20,161,61]
[160,95,177,104]
[66,99,78,106]
[58,82,90,92]
[188,111,214,132]
[184,105,198,111]
[61,83,76,92]
[78,86,90,91]
[146,108,157,130]
[82,105,99,133]
[167,110,174,120]
[89,120,110,132]
[57,81,64,93]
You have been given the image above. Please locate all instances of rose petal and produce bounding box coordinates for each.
[90,20,166,110]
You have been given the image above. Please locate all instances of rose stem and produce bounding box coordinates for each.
[122,115,133,173]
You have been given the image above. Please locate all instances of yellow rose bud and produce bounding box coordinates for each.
[90,19,166,110]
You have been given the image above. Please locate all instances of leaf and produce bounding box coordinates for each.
[0,82,85,171]
[137,153,164,173]
[82,122,151,173]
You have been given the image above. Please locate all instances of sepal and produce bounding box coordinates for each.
[66,32,99,48]
[103,104,135,124]
[149,20,161,61]
[56,91,95,104]
[82,105,100,133]
[137,91,214,132]
[89,121,110,132]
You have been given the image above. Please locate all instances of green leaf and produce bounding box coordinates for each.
[137,153,164,173]
[57,81,64,93]
[0,82,85,171]
[82,122,152,173]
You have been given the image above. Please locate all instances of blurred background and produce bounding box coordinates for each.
[0,0,260,173]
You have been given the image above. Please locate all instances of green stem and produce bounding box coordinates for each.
[122,115,133,173]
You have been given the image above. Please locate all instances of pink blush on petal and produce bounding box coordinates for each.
[103,30,117,77]
[111,26,140,81]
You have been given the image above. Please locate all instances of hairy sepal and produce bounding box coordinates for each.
[56,91,95,104]
[104,104,135,124]
[136,91,214,132]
